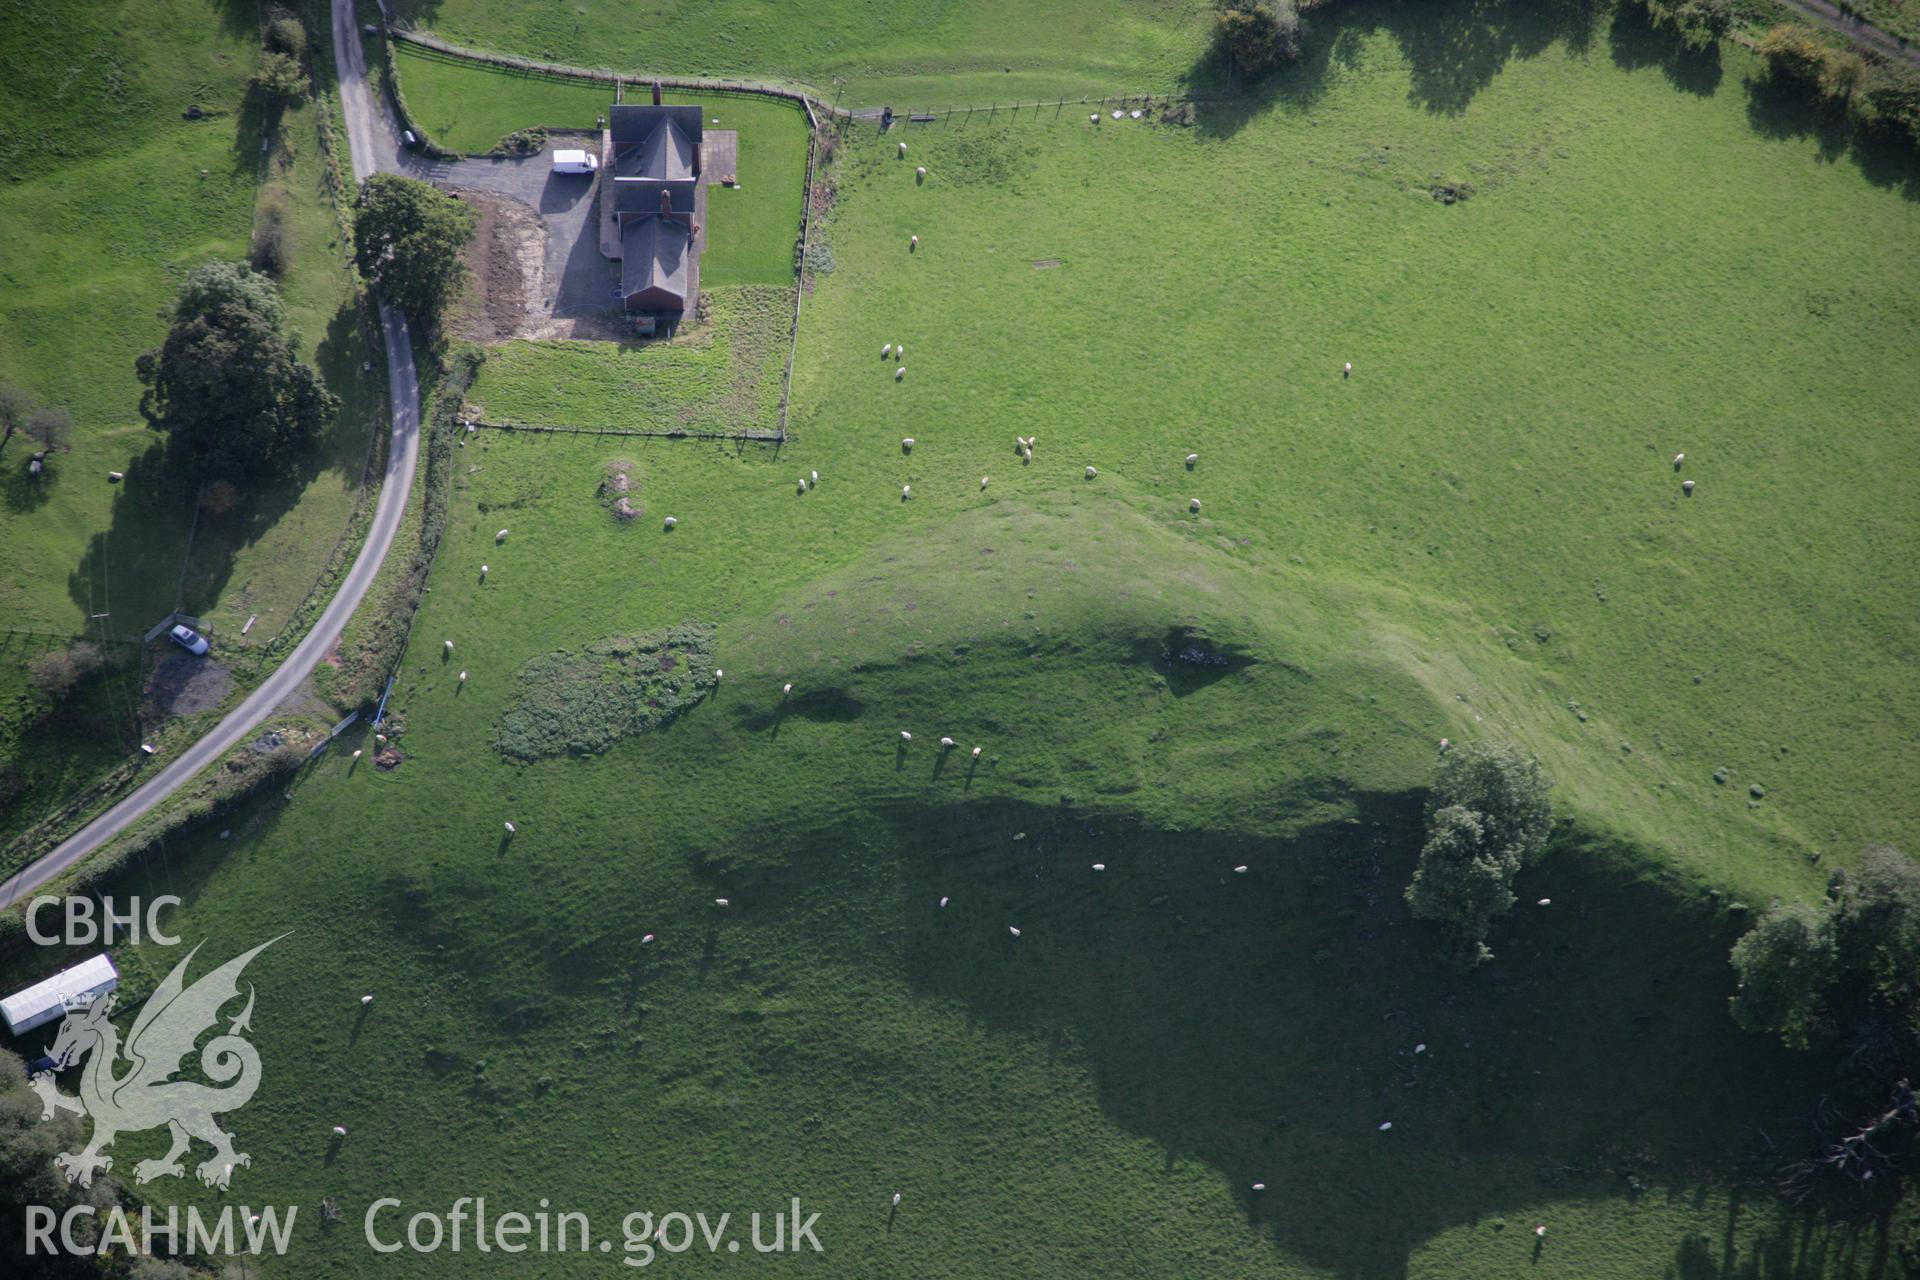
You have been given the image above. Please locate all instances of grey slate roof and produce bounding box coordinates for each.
[609,105,704,182]
[621,215,691,309]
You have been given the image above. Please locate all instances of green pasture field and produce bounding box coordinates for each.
[6,1,1920,1276]
[392,44,810,286]
[0,1,383,852]
[389,0,1216,108]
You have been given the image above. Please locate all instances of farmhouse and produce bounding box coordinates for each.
[606,95,705,315]
[1,953,118,1036]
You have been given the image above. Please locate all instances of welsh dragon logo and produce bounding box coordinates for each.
[29,937,283,1190]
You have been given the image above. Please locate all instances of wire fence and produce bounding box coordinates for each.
[472,421,784,443]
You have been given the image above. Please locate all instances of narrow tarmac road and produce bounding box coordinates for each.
[0,7,423,908]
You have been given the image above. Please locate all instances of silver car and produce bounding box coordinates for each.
[168,624,210,656]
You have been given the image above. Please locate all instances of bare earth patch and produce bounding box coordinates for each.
[144,653,233,719]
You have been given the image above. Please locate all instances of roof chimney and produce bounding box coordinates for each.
[652,80,662,106]
[659,188,672,218]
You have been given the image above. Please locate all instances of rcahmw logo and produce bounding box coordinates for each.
[28,936,284,1191]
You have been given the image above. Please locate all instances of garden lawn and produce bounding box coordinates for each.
[8,3,1920,1277]
[392,44,810,285]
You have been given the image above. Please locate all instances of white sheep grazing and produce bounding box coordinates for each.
[480,564,489,577]
[1085,466,1097,479]
[1190,498,1202,513]
[663,515,678,529]
[1091,863,1106,872]
[898,141,907,157]
[107,470,125,481]
[939,896,949,908]
[642,933,655,944]
[798,478,808,494]
[900,730,913,741]
[783,683,793,696]
[496,529,509,542]
[916,166,926,178]
[895,366,906,380]
[1378,1122,1393,1132]
[352,748,363,760]
[980,476,989,490]
[882,342,893,357]
[333,1126,348,1138]
[1673,452,1685,469]
[909,235,918,249]
[1682,479,1696,494]
[459,671,468,683]
[1251,1183,1267,1193]
[970,746,981,758]
[1414,1043,1426,1053]
[1233,865,1249,874]
[939,737,955,748]
[902,484,912,499]
[1439,737,1451,750]
[1008,926,1021,937]
[1022,447,1032,464]
[902,437,915,451]
[715,898,729,908]
[1186,453,1198,467]
[1537,898,1552,907]
[810,470,819,486]
[504,821,516,835]
[1534,1226,1547,1239]
[1343,362,1352,378]
[892,1192,902,1207]
[361,994,374,1006]
[1091,113,1100,124]
[444,640,454,653]
[895,345,904,360]
[715,669,723,681]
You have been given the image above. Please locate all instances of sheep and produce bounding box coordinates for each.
[940,737,955,748]
[902,484,912,499]
[971,746,982,758]
[1085,466,1098,479]
[891,1192,902,1207]
[981,476,989,490]
[1673,452,1685,469]
[715,669,724,681]
[1414,1043,1427,1054]
[811,470,819,486]
[361,994,374,1006]
[444,640,454,653]
[1439,737,1451,751]
[1022,447,1032,464]
[351,748,363,760]
[642,933,655,944]
[1186,453,1198,468]
[504,821,516,835]
[333,1126,348,1138]
[1378,1121,1393,1132]
[1233,865,1249,874]
[480,564,489,577]
[1682,479,1695,494]
[882,343,893,358]
[901,730,913,741]
[915,166,926,179]
[1343,362,1352,378]
[783,683,793,697]
[1189,498,1202,513]
[715,898,729,908]
[895,345,904,360]
[1091,863,1106,872]
[1534,1226,1547,1238]
[1251,1183,1267,1193]
[902,437,915,451]
[1091,113,1100,124]
[376,734,388,744]
[898,141,907,157]
[909,235,918,250]
[895,366,906,380]
[1008,926,1021,937]
[939,896,949,908]
[798,478,808,494]
[107,471,125,481]
[458,671,468,683]
[663,516,678,529]
[1536,898,1552,907]
[496,528,509,542]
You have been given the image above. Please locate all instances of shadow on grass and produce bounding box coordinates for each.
[879,796,1832,1278]
[69,300,374,636]
[1608,1,1722,98]
[1745,72,1920,202]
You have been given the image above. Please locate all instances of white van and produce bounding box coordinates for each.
[551,149,599,175]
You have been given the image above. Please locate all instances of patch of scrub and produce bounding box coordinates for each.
[496,624,718,760]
